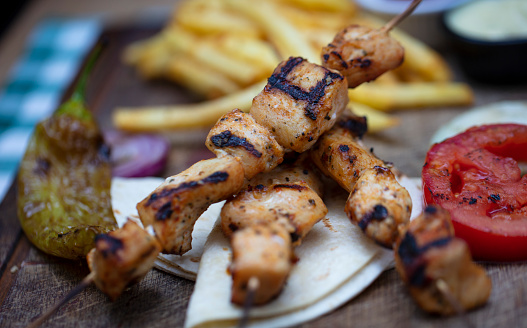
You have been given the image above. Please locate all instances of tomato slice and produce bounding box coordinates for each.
[422,124,527,261]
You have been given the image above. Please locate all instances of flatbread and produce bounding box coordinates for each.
[184,176,422,328]
[110,177,223,280]
[110,175,423,328]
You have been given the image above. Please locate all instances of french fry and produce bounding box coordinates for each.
[172,0,262,38]
[371,71,400,85]
[281,0,357,14]
[348,83,474,111]
[225,0,319,63]
[392,30,453,82]
[135,50,172,79]
[349,102,399,133]
[210,34,280,74]
[166,55,240,99]
[393,66,426,83]
[113,80,267,131]
[302,27,338,52]
[162,27,265,86]
[122,37,161,66]
[280,4,351,31]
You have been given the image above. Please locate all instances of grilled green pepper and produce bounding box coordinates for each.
[17,46,117,259]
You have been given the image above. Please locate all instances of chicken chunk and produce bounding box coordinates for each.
[321,25,404,88]
[221,155,327,246]
[310,113,411,247]
[346,166,412,248]
[206,109,284,179]
[86,220,162,301]
[310,114,379,192]
[137,156,245,255]
[251,57,348,153]
[394,206,492,315]
[222,155,327,305]
[229,223,293,305]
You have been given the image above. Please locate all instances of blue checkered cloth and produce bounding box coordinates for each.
[0,17,101,201]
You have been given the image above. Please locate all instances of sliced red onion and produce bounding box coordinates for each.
[104,130,170,178]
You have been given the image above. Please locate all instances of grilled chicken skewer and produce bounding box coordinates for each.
[310,112,412,248]
[221,154,327,305]
[394,205,491,315]
[29,53,354,324]
[136,0,420,257]
[137,57,348,255]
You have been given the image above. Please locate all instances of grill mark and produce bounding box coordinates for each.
[247,184,266,192]
[273,184,307,191]
[155,202,173,221]
[146,171,230,206]
[339,144,350,152]
[202,171,230,184]
[267,57,343,121]
[210,131,262,158]
[228,223,239,233]
[350,57,372,68]
[331,51,348,69]
[358,204,388,231]
[290,231,301,243]
[373,166,390,174]
[397,233,452,287]
[95,234,124,258]
[338,115,368,138]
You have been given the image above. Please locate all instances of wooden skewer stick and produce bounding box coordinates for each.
[26,272,95,328]
[380,0,423,33]
[436,279,476,328]
[237,277,260,328]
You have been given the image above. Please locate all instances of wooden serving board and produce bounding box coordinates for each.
[1,25,526,328]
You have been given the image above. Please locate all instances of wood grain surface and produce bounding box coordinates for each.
[1,25,527,328]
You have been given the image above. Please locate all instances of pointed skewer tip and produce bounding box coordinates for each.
[25,272,95,328]
[237,277,260,328]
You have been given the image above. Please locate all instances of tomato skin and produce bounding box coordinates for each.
[422,124,527,262]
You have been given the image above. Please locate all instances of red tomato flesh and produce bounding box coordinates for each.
[422,124,527,261]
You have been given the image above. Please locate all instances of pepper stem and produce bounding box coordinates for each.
[54,42,105,120]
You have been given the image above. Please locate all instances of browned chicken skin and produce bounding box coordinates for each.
[310,113,411,248]
[251,57,348,153]
[86,220,162,301]
[394,206,492,315]
[222,155,327,305]
[137,156,245,255]
[206,108,284,179]
[321,25,404,88]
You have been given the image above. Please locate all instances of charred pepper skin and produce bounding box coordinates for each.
[17,46,118,259]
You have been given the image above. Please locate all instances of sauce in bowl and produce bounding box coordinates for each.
[445,0,527,42]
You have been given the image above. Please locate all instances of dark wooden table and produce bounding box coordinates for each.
[1,25,527,328]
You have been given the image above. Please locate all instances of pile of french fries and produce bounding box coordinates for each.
[114,0,473,133]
